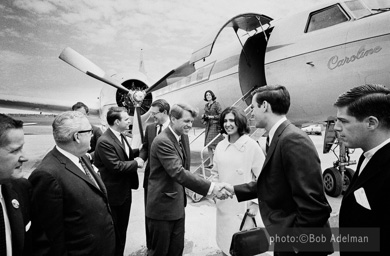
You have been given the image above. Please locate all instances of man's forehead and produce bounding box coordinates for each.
[0,128,24,148]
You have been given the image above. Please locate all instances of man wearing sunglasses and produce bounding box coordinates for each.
[28,111,116,255]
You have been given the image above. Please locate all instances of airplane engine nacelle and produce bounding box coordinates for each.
[99,74,153,127]
[116,78,152,117]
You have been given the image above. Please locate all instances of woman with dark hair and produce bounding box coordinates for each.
[202,90,224,168]
[211,107,265,255]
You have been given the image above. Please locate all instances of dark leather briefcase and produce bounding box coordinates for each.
[230,210,269,256]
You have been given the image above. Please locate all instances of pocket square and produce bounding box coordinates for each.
[25,221,31,232]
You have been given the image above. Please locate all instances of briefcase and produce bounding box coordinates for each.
[230,210,269,256]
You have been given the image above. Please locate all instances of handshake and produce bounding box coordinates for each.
[212,182,235,200]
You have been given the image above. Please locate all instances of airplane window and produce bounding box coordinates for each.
[306,5,349,33]
[345,0,371,18]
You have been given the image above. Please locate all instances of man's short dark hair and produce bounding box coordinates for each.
[106,107,127,126]
[0,114,23,147]
[72,102,89,114]
[170,104,198,120]
[252,85,290,115]
[151,99,170,114]
[334,84,390,128]
[219,107,250,136]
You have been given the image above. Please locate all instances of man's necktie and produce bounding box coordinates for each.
[266,136,270,154]
[120,134,129,156]
[79,158,99,189]
[157,124,162,135]
[179,139,186,160]
[0,201,6,256]
[355,153,365,177]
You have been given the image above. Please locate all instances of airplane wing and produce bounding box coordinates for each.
[0,96,99,115]
[189,13,273,64]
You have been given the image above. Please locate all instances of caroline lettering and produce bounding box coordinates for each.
[328,45,382,70]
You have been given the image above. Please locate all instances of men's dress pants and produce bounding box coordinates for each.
[111,197,131,256]
[147,217,185,256]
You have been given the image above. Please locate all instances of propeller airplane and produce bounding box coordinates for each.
[1,0,390,197]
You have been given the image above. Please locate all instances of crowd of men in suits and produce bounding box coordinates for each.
[1,83,390,255]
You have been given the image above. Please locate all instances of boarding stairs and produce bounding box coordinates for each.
[185,88,266,202]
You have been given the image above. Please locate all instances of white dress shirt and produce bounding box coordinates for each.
[359,137,390,175]
[0,186,12,256]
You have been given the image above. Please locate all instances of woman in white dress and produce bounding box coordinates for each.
[212,106,266,255]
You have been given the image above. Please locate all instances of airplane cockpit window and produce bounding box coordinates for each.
[345,0,371,18]
[305,5,349,33]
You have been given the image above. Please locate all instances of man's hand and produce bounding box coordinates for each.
[213,182,234,200]
[220,182,235,196]
[135,157,144,168]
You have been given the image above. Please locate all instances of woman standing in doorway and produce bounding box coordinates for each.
[212,107,265,255]
[202,90,224,168]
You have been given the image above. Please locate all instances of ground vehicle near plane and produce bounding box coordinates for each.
[1,0,390,197]
[302,124,322,135]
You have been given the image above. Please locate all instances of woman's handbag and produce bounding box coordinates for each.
[230,209,269,256]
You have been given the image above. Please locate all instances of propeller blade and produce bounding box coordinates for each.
[145,61,196,94]
[86,72,129,93]
[131,107,144,148]
[59,47,105,77]
[59,47,129,92]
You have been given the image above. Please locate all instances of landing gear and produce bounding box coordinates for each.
[323,167,342,197]
[322,118,356,197]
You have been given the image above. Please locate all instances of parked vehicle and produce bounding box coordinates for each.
[302,124,322,135]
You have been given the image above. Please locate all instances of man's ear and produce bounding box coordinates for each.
[73,132,79,142]
[366,116,379,130]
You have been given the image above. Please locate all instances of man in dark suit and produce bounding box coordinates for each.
[224,85,333,255]
[94,107,143,256]
[28,111,115,255]
[146,103,230,256]
[139,99,170,250]
[72,101,103,161]
[334,84,390,255]
[0,114,31,256]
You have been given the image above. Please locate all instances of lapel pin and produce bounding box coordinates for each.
[12,199,20,209]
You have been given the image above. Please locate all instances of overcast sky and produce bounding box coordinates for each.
[0,0,330,110]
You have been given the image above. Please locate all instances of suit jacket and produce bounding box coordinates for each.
[139,123,158,188]
[2,178,31,256]
[339,142,390,255]
[94,128,139,206]
[146,127,211,221]
[234,120,332,252]
[28,147,115,256]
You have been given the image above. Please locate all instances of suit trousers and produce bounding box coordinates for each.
[111,196,132,256]
[146,217,185,256]
[144,186,150,249]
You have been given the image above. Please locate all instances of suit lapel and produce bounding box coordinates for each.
[80,156,108,195]
[106,129,127,159]
[262,120,290,169]
[346,143,390,196]
[2,184,24,253]
[52,148,106,196]
[166,128,186,163]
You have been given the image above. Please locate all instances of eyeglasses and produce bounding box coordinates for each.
[77,129,93,135]
[150,111,161,117]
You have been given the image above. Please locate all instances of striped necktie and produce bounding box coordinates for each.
[157,124,162,134]
[79,158,99,189]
